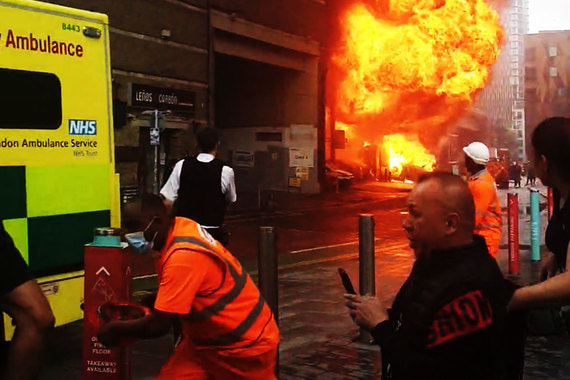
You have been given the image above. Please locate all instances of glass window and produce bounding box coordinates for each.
[558,88,568,97]
[548,46,558,57]
[0,68,62,129]
[550,67,558,77]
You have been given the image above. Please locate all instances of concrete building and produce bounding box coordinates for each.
[508,0,528,160]
[473,0,528,160]
[525,30,570,145]
[45,0,329,197]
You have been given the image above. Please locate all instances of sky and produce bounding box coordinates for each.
[528,0,570,33]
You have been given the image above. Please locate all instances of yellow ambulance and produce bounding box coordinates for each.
[0,0,119,332]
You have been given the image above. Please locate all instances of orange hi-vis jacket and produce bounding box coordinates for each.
[467,170,502,257]
[160,217,278,351]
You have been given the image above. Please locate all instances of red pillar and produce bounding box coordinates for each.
[547,187,554,220]
[507,193,519,275]
[83,243,132,379]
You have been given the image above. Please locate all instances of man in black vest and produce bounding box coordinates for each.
[345,172,515,379]
[160,127,236,244]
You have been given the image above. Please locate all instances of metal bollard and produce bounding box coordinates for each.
[258,227,278,321]
[358,214,375,343]
[547,187,554,220]
[258,226,278,376]
[530,189,541,261]
[359,214,375,296]
[507,193,520,275]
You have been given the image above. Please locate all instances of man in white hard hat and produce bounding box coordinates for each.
[463,142,502,258]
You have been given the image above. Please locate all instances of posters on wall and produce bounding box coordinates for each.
[289,147,314,167]
[233,150,254,168]
[296,166,309,180]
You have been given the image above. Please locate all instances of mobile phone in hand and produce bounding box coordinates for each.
[338,268,356,294]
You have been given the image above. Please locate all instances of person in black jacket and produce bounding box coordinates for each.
[1,221,55,379]
[509,117,570,310]
[346,172,513,380]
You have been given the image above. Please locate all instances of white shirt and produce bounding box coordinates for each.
[160,153,237,204]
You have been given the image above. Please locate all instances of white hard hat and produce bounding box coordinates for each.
[463,142,489,165]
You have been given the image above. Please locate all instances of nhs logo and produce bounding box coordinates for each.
[69,120,97,135]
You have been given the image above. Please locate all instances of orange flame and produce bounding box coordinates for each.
[384,134,436,177]
[331,0,504,148]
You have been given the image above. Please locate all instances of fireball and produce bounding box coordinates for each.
[331,0,504,148]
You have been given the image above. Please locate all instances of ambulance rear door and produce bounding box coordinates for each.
[0,0,118,327]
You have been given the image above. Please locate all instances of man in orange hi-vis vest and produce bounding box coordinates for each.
[97,194,279,379]
[463,142,502,257]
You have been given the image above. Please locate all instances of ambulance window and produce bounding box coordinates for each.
[0,68,62,129]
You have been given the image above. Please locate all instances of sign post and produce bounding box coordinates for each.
[83,228,132,379]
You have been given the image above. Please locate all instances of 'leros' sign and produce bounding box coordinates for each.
[130,84,195,115]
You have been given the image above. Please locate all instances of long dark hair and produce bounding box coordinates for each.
[532,117,570,183]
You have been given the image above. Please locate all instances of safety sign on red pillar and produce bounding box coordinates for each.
[507,193,519,275]
[83,244,132,379]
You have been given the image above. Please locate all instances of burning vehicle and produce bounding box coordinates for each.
[325,162,355,190]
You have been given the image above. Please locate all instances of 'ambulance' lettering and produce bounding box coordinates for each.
[3,29,84,58]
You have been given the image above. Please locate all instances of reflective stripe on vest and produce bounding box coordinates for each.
[478,223,502,230]
[167,235,271,347]
[169,237,248,322]
[193,293,266,346]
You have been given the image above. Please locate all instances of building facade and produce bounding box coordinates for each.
[45,0,328,198]
[473,0,528,160]
[525,30,570,145]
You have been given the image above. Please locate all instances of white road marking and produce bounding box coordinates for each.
[289,239,380,254]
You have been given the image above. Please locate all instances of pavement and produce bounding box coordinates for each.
[35,180,570,379]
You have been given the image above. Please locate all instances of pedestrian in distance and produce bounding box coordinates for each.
[97,194,279,379]
[160,127,236,245]
[525,163,536,187]
[0,220,55,380]
[509,117,570,310]
[345,172,514,380]
[463,142,503,258]
[509,162,522,188]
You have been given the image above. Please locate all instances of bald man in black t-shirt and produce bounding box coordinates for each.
[0,221,54,380]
